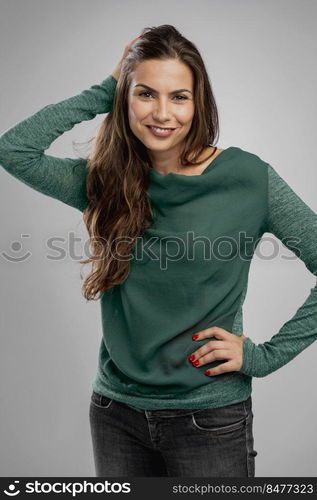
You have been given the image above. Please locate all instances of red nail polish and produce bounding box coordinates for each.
[192,334,199,340]
[193,360,199,366]
[205,370,210,375]
[188,355,195,361]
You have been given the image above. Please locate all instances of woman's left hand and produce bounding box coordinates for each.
[188,327,246,376]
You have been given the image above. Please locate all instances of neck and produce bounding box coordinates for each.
[147,145,185,175]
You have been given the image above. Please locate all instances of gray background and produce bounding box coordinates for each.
[1,0,316,477]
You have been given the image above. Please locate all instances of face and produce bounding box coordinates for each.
[127,59,194,158]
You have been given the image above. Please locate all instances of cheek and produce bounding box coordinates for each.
[176,105,194,124]
[129,100,147,122]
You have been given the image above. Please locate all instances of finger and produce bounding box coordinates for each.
[193,326,230,342]
[129,36,142,47]
[189,340,229,361]
[205,360,236,376]
[122,37,141,58]
[191,349,231,368]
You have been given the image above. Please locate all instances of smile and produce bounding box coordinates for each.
[146,125,177,137]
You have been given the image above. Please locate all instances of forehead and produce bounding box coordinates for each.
[131,59,193,89]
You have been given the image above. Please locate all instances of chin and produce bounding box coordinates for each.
[145,142,177,152]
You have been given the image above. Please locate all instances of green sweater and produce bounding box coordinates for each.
[1,75,317,410]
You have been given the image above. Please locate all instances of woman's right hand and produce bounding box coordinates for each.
[111,35,143,81]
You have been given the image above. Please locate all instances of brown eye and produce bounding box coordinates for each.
[138,92,188,101]
[139,91,153,98]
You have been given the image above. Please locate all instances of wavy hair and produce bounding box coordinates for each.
[80,24,220,300]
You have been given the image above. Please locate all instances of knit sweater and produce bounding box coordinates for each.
[1,75,316,410]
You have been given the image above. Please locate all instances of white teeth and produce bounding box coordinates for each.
[150,126,173,133]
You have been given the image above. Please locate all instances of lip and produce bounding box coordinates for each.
[146,125,177,138]
[146,125,176,130]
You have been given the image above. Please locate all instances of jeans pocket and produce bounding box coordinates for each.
[190,400,247,435]
[90,390,113,409]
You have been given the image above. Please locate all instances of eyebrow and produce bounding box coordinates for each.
[134,83,192,94]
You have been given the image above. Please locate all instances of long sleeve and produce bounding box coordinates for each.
[240,163,317,377]
[0,74,117,212]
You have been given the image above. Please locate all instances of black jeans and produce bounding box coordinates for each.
[89,391,258,477]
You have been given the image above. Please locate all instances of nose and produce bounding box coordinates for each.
[152,97,173,122]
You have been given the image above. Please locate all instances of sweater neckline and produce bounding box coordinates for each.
[149,146,236,179]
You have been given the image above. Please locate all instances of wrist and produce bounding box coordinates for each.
[239,336,255,376]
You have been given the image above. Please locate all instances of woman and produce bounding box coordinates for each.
[0,25,316,478]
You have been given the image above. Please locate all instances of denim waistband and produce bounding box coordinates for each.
[123,395,252,417]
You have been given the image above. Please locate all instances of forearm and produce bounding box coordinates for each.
[0,74,117,211]
[241,282,317,377]
[240,162,317,378]
[0,74,117,169]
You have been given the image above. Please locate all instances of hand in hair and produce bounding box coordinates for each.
[111,35,143,81]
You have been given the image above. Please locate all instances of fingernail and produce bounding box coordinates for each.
[192,334,199,340]
[193,360,199,366]
[188,355,195,362]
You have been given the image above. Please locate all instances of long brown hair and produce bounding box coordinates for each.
[80,24,220,301]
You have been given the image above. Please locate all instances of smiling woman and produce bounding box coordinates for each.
[127,57,217,173]
[0,23,256,479]
[127,58,222,175]
[1,23,316,479]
